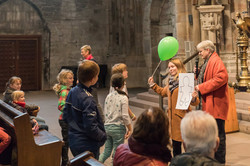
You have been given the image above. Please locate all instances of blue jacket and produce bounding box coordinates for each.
[63,83,106,152]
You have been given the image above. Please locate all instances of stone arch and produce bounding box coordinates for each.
[0,0,51,89]
[143,0,175,76]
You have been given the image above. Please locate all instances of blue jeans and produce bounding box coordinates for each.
[99,124,126,163]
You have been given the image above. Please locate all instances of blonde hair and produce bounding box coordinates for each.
[11,90,25,102]
[169,58,186,80]
[80,45,91,54]
[111,63,127,75]
[6,76,22,88]
[53,69,74,94]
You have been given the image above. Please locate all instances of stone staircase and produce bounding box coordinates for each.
[129,89,250,134]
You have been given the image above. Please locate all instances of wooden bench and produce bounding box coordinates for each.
[0,100,63,166]
[0,100,106,166]
[69,151,105,166]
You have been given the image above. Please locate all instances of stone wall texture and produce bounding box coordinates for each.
[0,0,249,89]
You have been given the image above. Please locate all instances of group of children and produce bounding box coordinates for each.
[52,61,136,165]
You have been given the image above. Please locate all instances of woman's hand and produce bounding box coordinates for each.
[148,77,155,87]
[191,90,198,103]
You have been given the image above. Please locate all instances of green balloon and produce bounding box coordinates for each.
[158,37,179,61]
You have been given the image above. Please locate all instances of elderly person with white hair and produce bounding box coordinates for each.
[170,111,221,166]
[194,40,228,164]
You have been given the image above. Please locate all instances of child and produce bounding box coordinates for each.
[53,69,74,166]
[12,90,40,116]
[110,63,136,121]
[11,90,48,131]
[63,60,106,159]
[99,73,132,163]
[3,76,22,103]
[0,127,12,165]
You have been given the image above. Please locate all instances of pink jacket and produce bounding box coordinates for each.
[198,52,229,120]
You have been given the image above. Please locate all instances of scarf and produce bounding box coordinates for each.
[86,54,94,60]
[128,137,172,163]
[13,101,26,108]
[198,55,211,84]
[168,76,179,93]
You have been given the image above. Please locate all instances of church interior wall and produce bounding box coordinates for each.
[0,0,250,89]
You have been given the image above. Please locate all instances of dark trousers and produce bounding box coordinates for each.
[59,119,69,166]
[172,140,182,157]
[215,119,226,164]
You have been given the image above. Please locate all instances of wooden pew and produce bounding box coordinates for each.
[0,100,105,166]
[0,100,62,166]
[68,151,105,166]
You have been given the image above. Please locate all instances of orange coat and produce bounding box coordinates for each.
[198,52,229,120]
[152,84,199,142]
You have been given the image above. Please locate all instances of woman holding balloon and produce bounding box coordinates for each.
[148,58,199,157]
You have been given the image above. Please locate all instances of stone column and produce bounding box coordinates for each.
[197,5,224,44]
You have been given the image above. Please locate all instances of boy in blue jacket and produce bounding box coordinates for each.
[63,60,107,159]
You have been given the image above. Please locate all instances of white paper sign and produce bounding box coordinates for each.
[175,73,194,110]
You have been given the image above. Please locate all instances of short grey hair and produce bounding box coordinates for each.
[197,40,215,53]
[181,111,218,156]
[80,45,91,54]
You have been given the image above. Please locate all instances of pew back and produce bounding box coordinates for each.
[0,100,62,166]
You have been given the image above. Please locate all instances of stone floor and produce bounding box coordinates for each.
[1,88,250,166]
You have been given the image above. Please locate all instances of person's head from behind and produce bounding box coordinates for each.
[132,107,170,147]
[168,58,186,79]
[78,60,100,86]
[111,63,128,79]
[81,45,91,59]
[57,69,74,87]
[111,73,125,90]
[6,76,22,90]
[197,40,215,59]
[181,111,219,158]
[11,90,25,102]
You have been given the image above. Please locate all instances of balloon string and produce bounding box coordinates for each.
[151,61,162,77]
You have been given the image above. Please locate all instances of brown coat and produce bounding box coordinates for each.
[152,84,199,142]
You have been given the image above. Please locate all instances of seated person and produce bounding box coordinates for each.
[3,76,22,103]
[170,111,221,166]
[113,107,172,166]
[0,127,12,165]
[10,90,48,131]
[12,90,39,116]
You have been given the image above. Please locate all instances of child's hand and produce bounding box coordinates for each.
[125,130,132,139]
[131,116,136,121]
[32,119,39,135]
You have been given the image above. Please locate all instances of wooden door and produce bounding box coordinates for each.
[0,36,41,92]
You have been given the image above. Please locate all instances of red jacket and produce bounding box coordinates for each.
[0,127,11,154]
[113,137,171,166]
[198,52,229,120]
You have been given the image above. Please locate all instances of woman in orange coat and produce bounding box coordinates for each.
[148,58,199,157]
